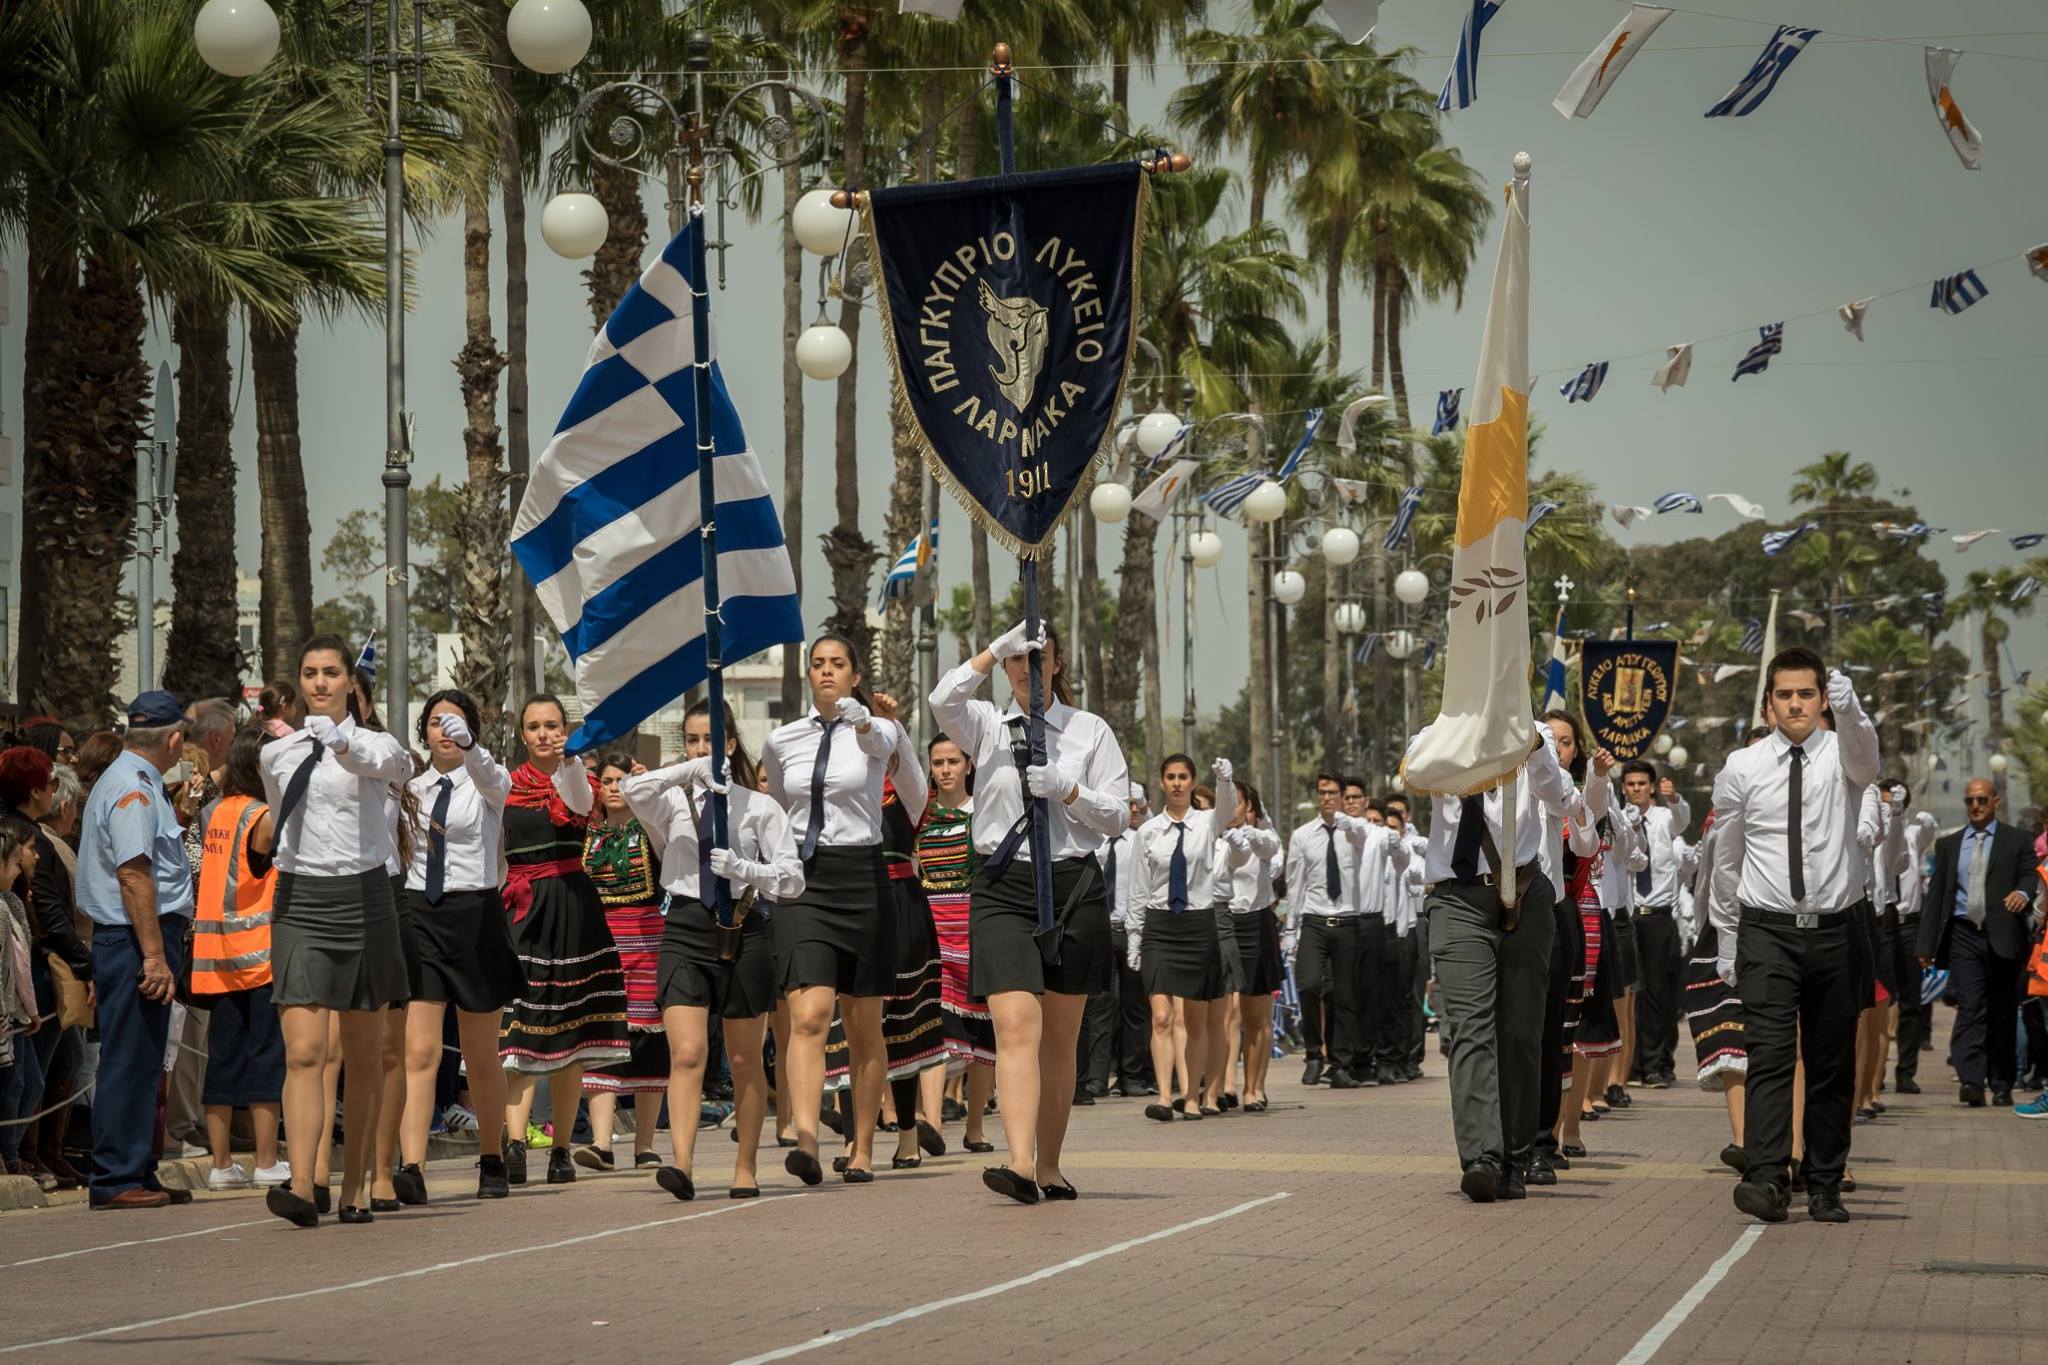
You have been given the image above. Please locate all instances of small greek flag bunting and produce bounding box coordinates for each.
[1560,362,1609,403]
[1839,298,1870,341]
[1421,637,1440,671]
[1761,521,1819,556]
[2012,533,2047,550]
[354,635,378,686]
[1651,343,1692,391]
[1526,500,1561,536]
[881,518,938,604]
[2015,576,2042,604]
[1433,387,1463,435]
[1355,633,1382,664]
[1732,324,1784,380]
[1705,25,1820,118]
[1383,485,1423,552]
[1740,617,1765,654]
[1654,491,1703,515]
[1541,603,1569,712]
[1437,0,1507,111]
[1277,408,1324,482]
[1930,269,1988,315]
[1202,472,1267,519]
[1883,521,1934,542]
[1923,589,1946,617]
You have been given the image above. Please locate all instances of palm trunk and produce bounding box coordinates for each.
[27,251,148,719]
[454,190,511,737]
[15,213,72,707]
[1111,38,1130,132]
[1079,512,1103,710]
[252,312,313,685]
[766,19,807,718]
[1984,620,2005,744]
[1324,227,1345,370]
[1321,564,1342,764]
[1370,217,1392,396]
[1248,163,1268,231]
[1387,273,1411,429]
[161,295,241,700]
[584,150,649,327]
[1142,587,1165,772]
[489,1,538,702]
[822,15,878,660]
[1107,513,1157,749]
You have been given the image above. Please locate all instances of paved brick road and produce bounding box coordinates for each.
[4,1021,2044,1363]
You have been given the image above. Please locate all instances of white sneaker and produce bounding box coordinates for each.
[206,1163,253,1190]
[441,1104,479,1133]
[253,1161,292,1187]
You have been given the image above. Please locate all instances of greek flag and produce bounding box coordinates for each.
[1526,500,1561,537]
[1884,521,1934,542]
[1704,25,1820,118]
[1922,967,1949,1002]
[1355,633,1382,664]
[511,220,804,755]
[1761,521,1819,556]
[1923,589,1946,616]
[2014,576,2041,604]
[881,517,938,604]
[1421,637,1440,671]
[1560,362,1609,403]
[1432,387,1463,435]
[1139,421,1193,478]
[1832,602,1855,622]
[1740,617,1765,654]
[1732,323,1784,380]
[1437,0,1507,111]
[2012,532,2046,550]
[354,635,378,686]
[1202,471,1267,519]
[1930,269,1989,315]
[1541,604,1569,711]
[1654,491,1703,515]
[1383,485,1423,552]
[1277,408,1324,482]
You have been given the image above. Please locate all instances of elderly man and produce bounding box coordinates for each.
[81,693,197,1210]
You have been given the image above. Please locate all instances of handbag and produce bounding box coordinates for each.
[45,950,92,1030]
[172,916,213,1012]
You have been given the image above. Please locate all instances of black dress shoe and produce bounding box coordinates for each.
[1133,1082,1160,1096]
[942,1097,968,1121]
[1991,1088,2013,1108]
[392,1163,428,1206]
[1807,1189,1850,1224]
[1960,1084,1986,1107]
[337,1205,375,1225]
[1071,1091,1095,1106]
[370,1197,401,1213]
[841,1166,875,1184]
[916,1119,946,1157]
[1790,1170,1808,1193]
[1895,1076,1921,1094]
[891,1154,922,1170]
[1375,1066,1401,1087]
[728,1184,759,1199]
[1561,1142,1588,1159]
[655,1166,696,1201]
[784,1149,824,1186]
[505,1139,528,1185]
[159,1186,194,1205]
[546,1148,576,1184]
[314,1184,332,1214]
[265,1186,320,1228]
[963,1138,995,1153]
[1326,1070,1360,1090]
[1550,1151,1570,1171]
[1526,1158,1558,1187]
[477,1155,510,1200]
[1144,1103,1175,1123]
[1733,1179,1789,1223]
[981,1167,1040,1205]
[1039,1178,1078,1201]
[1499,1167,1528,1200]
[1085,1079,1109,1098]
[1719,1144,1746,1174]
[1459,1163,1498,1203]
[1301,1060,1324,1087]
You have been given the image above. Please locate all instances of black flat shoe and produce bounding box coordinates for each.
[820,1108,845,1137]
[892,1155,922,1170]
[841,1166,875,1184]
[1198,1105,1221,1118]
[505,1139,527,1186]
[337,1205,374,1225]
[369,1197,401,1213]
[1719,1144,1746,1174]
[729,1184,759,1199]
[831,1155,850,1174]
[314,1185,332,1214]
[1175,1102,1204,1121]
[1840,1175,1857,1193]
[1144,1103,1175,1123]
[1039,1178,1078,1201]
[1243,1099,1268,1113]
[546,1149,576,1184]
[392,1163,428,1205]
[964,1138,995,1153]
[784,1150,823,1187]
[777,1135,799,1148]
[655,1166,696,1202]
[1219,1093,1239,1111]
[1550,1152,1571,1171]
[982,1167,1040,1205]
[161,1187,193,1205]
[635,1151,663,1168]
[1581,1108,1602,1122]
[1561,1143,1588,1159]
[916,1119,946,1157]
[477,1156,510,1200]
[266,1186,320,1228]
[573,1144,615,1172]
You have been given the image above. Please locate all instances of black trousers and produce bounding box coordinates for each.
[1108,923,1153,1088]
[1531,887,1575,1160]
[1894,915,1927,1083]
[1350,914,1389,1077]
[1297,916,1363,1070]
[1372,918,1407,1073]
[1946,918,2019,1091]
[1633,907,1683,1080]
[1737,909,1865,1192]
[1404,927,1428,1068]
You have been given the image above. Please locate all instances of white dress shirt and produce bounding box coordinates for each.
[1600,787,1648,912]
[1283,816,1359,924]
[622,768,805,904]
[1125,794,1243,951]
[1709,693,1881,915]
[1412,725,1575,884]
[1097,828,1137,924]
[1226,824,1283,914]
[1856,786,1908,911]
[403,745,512,893]
[1395,829,1429,932]
[1347,819,1410,917]
[1623,794,1692,907]
[760,708,904,850]
[1897,813,1937,916]
[1537,774,1606,898]
[928,661,1130,858]
[261,718,413,878]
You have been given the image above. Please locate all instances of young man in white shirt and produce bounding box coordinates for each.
[1621,761,1692,1090]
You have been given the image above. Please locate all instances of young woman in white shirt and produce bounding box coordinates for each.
[628,700,804,1201]
[261,634,415,1228]
[1225,781,1284,1112]
[388,688,522,1205]
[760,633,908,1187]
[929,622,1131,1203]
[1127,753,1239,1122]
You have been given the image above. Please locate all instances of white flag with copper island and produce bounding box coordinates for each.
[1402,161,1532,802]
[1554,5,1672,119]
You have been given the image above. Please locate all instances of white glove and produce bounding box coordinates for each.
[305,713,348,755]
[1281,930,1299,963]
[1826,669,1858,715]
[1211,756,1234,784]
[834,695,872,730]
[1716,952,1737,989]
[1126,934,1143,972]
[1223,826,1251,851]
[667,755,722,791]
[1024,761,1077,803]
[991,620,1046,662]
[708,846,766,891]
[436,711,473,750]
[1915,811,1939,833]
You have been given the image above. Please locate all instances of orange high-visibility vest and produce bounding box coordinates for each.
[190,795,276,994]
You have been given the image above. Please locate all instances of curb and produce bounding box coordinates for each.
[0,1173,49,1211]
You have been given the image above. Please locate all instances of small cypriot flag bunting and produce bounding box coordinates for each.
[1651,343,1692,391]
[1130,458,1198,520]
[2029,244,2048,283]
[1554,5,1673,119]
[1924,47,1982,170]
[1709,493,1768,520]
[1320,1,1382,43]
[1839,298,1870,341]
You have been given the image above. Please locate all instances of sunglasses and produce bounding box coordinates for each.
[1964,796,1994,806]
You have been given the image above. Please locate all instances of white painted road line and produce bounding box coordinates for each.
[1616,1223,1766,1365]
[729,1191,1293,1365]
[7,1218,273,1269]
[0,1195,796,1354]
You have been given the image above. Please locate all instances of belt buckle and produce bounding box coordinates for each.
[1794,912,1818,929]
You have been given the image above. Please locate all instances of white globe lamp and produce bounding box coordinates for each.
[1394,568,1429,606]
[1320,526,1361,566]
[1668,745,1689,768]
[1243,480,1287,524]
[507,0,592,74]
[1135,410,1182,458]
[540,192,609,258]
[194,0,281,77]
[794,323,853,381]
[1271,570,1306,606]
[1089,482,1133,524]
[1334,602,1367,634]
[1989,752,2009,775]
[1386,629,1417,660]
[1653,733,1674,756]
[792,189,859,257]
[1187,530,1224,567]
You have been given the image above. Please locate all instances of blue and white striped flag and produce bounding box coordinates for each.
[1354,633,1382,665]
[2014,576,2041,604]
[2011,532,2046,550]
[1541,603,1569,711]
[1654,491,1703,515]
[1832,601,1855,622]
[1277,408,1324,482]
[1923,589,1946,617]
[1732,323,1784,380]
[1383,485,1422,552]
[880,517,938,604]
[1930,269,1989,315]
[354,635,378,686]
[1740,617,1765,654]
[511,220,804,755]
[1761,521,1819,556]
[1883,521,1934,541]
[1201,471,1268,519]
[1437,0,1507,111]
[1421,637,1440,671]
[1560,362,1609,403]
[1432,387,1463,435]
[1704,25,1820,118]
[1525,499,1561,537]
[1139,421,1193,478]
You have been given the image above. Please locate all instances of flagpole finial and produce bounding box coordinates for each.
[1513,151,1532,175]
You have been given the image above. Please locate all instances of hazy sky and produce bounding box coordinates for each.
[3,0,2043,775]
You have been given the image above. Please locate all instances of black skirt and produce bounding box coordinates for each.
[1608,905,1642,992]
[774,845,893,997]
[405,887,525,1014]
[1139,900,1224,1001]
[658,897,776,1020]
[271,869,410,1012]
[1232,908,1285,995]
[969,854,1112,1000]
[1213,901,1246,997]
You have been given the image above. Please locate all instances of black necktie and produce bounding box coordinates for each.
[799,718,839,862]
[275,738,325,838]
[424,776,453,905]
[1324,824,1342,899]
[1451,793,1486,880]
[1787,745,1806,903]
[1168,821,1189,915]
[1104,835,1121,914]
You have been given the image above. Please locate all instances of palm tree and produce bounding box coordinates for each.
[1788,451,1878,657]
[1102,0,1207,125]
[1371,142,1490,426]
[1840,617,1929,765]
[1955,566,2037,745]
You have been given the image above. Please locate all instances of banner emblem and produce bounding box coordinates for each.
[1580,640,1681,759]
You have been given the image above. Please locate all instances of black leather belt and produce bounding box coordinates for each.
[1742,906,1849,929]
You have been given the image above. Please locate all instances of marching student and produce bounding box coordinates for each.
[919,737,997,1146]
[1893,799,1940,1093]
[1225,781,1283,1111]
[1713,648,1881,1225]
[1340,779,1398,1087]
[1530,711,1606,1184]
[762,633,909,1187]
[260,635,414,1228]
[1385,795,1431,1080]
[1620,762,1691,1090]
[627,700,803,1201]
[392,689,521,1204]
[929,621,1130,1204]
[1594,777,1647,1114]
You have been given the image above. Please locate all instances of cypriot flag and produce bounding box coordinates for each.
[1402,155,1533,842]
[1554,6,1672,120]
[1924,47,1982,170]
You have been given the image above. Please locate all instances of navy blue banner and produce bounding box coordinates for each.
[861,163,1148,558]
[1579,640,1682,760]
